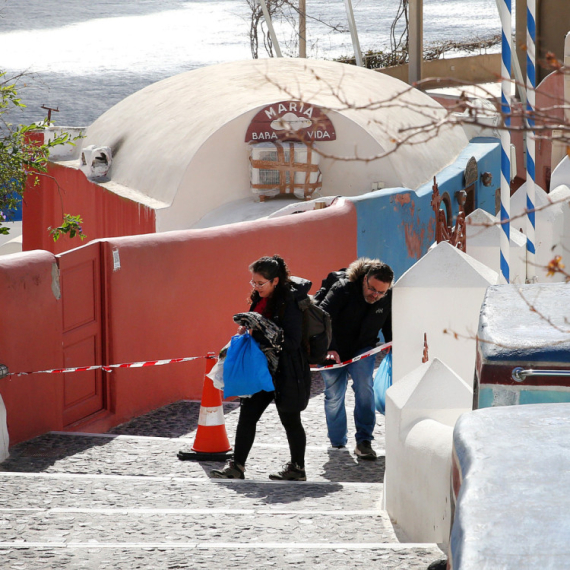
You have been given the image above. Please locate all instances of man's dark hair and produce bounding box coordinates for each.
[367,261,393,284]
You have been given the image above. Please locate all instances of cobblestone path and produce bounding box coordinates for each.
[0,375,444,569]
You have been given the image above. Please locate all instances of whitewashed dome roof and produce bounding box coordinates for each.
[80,58,467,208]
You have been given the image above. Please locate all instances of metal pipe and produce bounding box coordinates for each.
[511,43,527,108]
[343,0,363,67]
[565,33,570,127]
[512,367,570,382]
[408,0,423,85]
[258,0,282,57]
[299,0,306,58]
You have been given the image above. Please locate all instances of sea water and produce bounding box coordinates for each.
[0,0,501,125]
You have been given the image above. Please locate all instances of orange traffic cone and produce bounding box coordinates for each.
[177,355,233,461]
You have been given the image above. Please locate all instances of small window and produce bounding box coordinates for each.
[249,141,322,200]
[259,170,291,186]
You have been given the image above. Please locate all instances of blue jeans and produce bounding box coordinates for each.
[321,349,376,447]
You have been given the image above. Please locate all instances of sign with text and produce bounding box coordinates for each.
[245,101,336,143]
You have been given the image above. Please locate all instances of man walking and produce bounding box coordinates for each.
[319,258,393,459]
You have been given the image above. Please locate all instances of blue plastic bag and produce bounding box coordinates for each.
[223,332,274,398]
[373,351,392,415]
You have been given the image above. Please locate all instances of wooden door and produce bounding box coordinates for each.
[58,242,105,426]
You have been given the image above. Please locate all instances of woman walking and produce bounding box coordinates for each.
[211,255,311,481]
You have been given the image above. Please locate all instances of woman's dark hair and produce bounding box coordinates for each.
[248,254,291,307]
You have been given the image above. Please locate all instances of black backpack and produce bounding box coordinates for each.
[290,276,332,366]
[312,268,347,304]
[297,297,332,365]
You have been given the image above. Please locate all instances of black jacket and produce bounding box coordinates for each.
[250,279,312,412]
[320,277,392,362]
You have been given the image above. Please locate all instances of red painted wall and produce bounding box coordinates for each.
[0,200,357,444]
[432,70,564,192]
[0,251,64,443]
[23,163,156,255]
[535,70,564,191]
[510,70,564,191]
[100,200,357,428]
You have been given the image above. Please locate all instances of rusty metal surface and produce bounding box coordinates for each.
[422,333,429,364]
[431,177,466,252]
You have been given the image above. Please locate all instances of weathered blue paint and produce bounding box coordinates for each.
[349,139,500,279]
[478,388,495,408]
[349,185,417,280]
[479,387,570,408]
[476,283,570,409]
[519,389,570,405]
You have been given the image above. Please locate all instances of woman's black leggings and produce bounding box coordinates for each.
[233,390,306,468]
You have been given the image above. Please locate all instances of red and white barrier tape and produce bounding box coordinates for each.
[7,342,392,377]
[310,342,392,371]
[9,354,216,377]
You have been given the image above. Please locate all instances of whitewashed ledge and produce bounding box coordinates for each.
[450,403,570,569]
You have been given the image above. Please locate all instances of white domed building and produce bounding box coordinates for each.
[39,58,469,237]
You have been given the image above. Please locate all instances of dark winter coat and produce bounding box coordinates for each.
[320,277,392,362]
[250,280,312,413]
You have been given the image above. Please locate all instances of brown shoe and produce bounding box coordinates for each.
[210,460,245,479]
[269,462,306,481]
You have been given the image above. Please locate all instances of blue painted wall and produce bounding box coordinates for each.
[1,190,23,222]
[348,138,500,279]
[479,387,570,408]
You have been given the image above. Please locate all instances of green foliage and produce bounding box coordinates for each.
[48,214,86,242]
[0,71,84,239]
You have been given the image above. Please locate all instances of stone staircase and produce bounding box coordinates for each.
[0,376,443,568]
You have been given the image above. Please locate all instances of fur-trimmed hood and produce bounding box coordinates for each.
[346,258,372,282]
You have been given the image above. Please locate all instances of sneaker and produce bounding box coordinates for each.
[269,462,307,481]
[210,460,245,479]
[354,440,377,460]
[329,444,347,450]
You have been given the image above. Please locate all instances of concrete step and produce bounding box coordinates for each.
[0,431,385,483]
[105,388,386,450]
[0,505,396,544]
[0,473,383,512]
[0,388,444,569]
[0,543,442,569]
